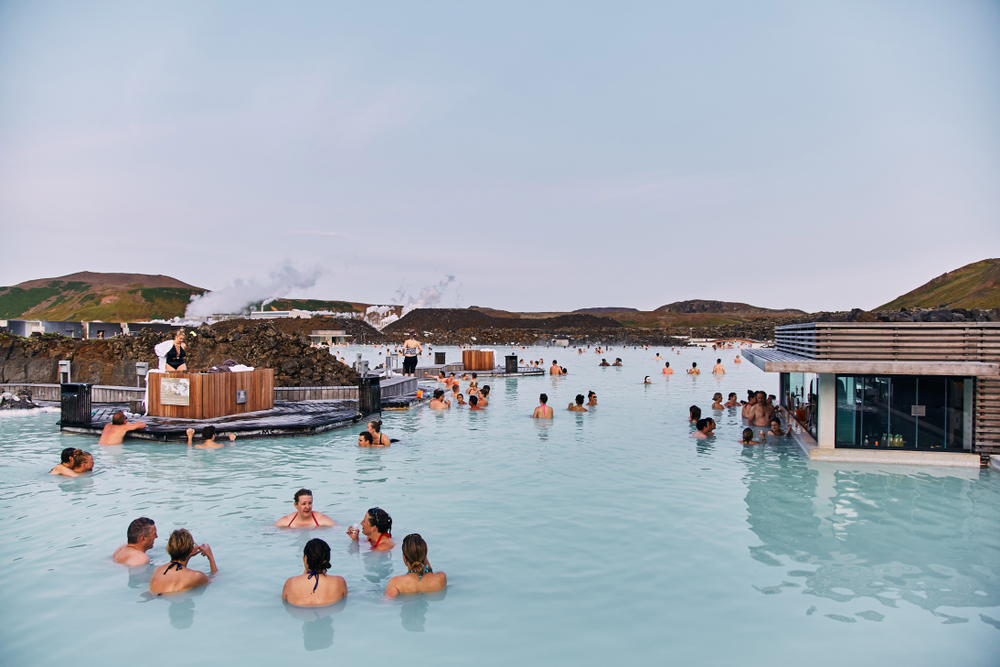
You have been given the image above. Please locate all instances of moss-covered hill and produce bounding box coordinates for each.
[0,272,205,322]
[878,259,1000,310]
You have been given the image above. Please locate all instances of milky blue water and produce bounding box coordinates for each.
[1,345,999,666]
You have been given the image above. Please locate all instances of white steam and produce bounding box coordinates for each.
[398,275,456,316]
[185,261,326,317]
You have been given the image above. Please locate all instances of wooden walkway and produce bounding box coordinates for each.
[60,400,363,442]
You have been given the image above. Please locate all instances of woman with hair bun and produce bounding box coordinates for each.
[346,507,394,551]
[282,538,347,606]
[366,420,391,447]
[385,534,447,597]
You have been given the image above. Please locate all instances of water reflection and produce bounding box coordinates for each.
[139,586,206,630]
[741,452,1000,626]
[127,563,154,589]
[58,476,95,494]
[284,598,346,651]
[398,588,448,632]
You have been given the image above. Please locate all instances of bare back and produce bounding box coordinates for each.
[385,571,447,597]
[283,572,348,606]
[149,563,209,594]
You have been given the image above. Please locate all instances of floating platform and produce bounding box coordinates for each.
[60,400,364,441]
[415,364,545,379]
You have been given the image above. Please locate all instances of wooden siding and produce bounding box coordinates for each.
[148,370,274,419]
[775,322,1000,455]
[462,350,495,371]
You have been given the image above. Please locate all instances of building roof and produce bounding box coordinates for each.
[743,348,1000,376]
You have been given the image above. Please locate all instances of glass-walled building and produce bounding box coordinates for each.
[743,322,999,467]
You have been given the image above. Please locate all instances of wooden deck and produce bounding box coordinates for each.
[60,400,363,441]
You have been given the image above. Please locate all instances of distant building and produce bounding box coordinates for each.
[310,330,352,346]
[249,310,313,320]
[2,320,83,338]
[743,322,1000,467]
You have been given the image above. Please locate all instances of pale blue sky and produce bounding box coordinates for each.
[1,1,998,313]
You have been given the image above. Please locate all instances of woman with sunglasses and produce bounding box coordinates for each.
[346,507,394,551]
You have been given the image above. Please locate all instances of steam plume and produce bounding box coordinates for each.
[398,275,456,316]
[185,261,325,317]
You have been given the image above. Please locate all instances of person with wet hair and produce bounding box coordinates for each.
[276,488,336,528]
[429,389,450,410]
[149,528,217,594]
[532,393,553,418]
[711,393,724,409]
[98,411,146,445]
[113,517,158,567]
[468,395,483,411]
[366,420,391,446]
[692,418,712,439]
[724,392,740,408]
[587,391,597,406]
[282,538,347,606]
[712,358,725,374]
[662,361,673,375]
[568,394,588,412]
[740,428,763,445]
[478,385,490,407]
[689,405,701,423]
[346,507,394,551]
[385,534,447,597]
[643,376,652,385]
[185,425,236,449]
[687,362,700,375]
[50,448,81,476]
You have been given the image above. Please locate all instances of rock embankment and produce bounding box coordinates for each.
[816,307,1000,323]
[0,320,360,387]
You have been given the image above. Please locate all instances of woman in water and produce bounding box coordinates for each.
[740,428,764,446]
[711,393,724,409]
[587,391,597,406]
[149,528,218,594]
[402,330,422,377]
[346,507,394,551]
[50,448,82,476]
[643,376,652,385]
[165,330,187,371]
[282,538,347,606]
[385,534,447,597]
[367,420,391,446]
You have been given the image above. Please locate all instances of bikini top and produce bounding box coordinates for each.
[289,513,320,528]
[307,570,322,593]
[408,563,432,581]
[164,560,184,574]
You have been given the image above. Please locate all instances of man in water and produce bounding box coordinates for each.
[532,393,554,418]
[691,418,713,439]
[747,391,776,427]
[50,447,80,476]
[712,359,725,374]
[654,353,662,360]
[599,359,610,367]
[113,517,157,567]
[568,394,588,412]
[587,391,597,406]
[186,426,236,449]
[468,395,484,411]
[687,362,700,375]
[358,431,386,447]
[98,411,147,445]
[724,392,741,408]
[549,361,563,375]
[275,488,337,528]
[51,449,94,477]
[612,358,623,366]
[429,389,450,409]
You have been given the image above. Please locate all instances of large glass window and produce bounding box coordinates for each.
[834,375,969,450]
[782,372,818,438]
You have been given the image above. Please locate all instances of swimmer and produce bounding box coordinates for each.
[644,376,652,385]
[50,447,83,477]
[734,355,741,364]
[568,394,588,412]
[148,528,217,594]
[385,534,447,597]
[436,371,447,383]
[687,362,700,375]
[282,538,348,607]
[429,389,451,409]
[53,449,94,477]
[468,373,479,392]
[113,517,157,567]
[599,359,610,367]
[765,417,792,439]
[479,385,490,407]
[450,384,460,399]
[654,353,662,360]
[724,392,740,408]
[346,507,394,551]
[689,405,702,423]
[740,428,763,446]
[275,488,337,528]
[741,394,756,419]
[367,419,391,446]
[711,393,724,409]
[446,373,456,387]
[662,362,673,375]
[358,432,379,446]
[186,426,236,449]
[587,391,597,406]
[532,393,554,418]
[550,360,563,375]
[612,358,623,367]
[691,418,713,439]
[98,411,146,445]
[561,367,568,374]
[712,359,725,374]
[468,395,483,411]
[456,393,466,405]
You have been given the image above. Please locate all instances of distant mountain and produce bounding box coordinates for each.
[655,299,805,315]
[0,272,205,322]
[878,259,1000,310]
[572,307,639,313]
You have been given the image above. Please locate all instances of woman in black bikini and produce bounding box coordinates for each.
[385,534,447,597]
[149,528,217,594]
[165,331,187,371]
[282,538,347,606]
